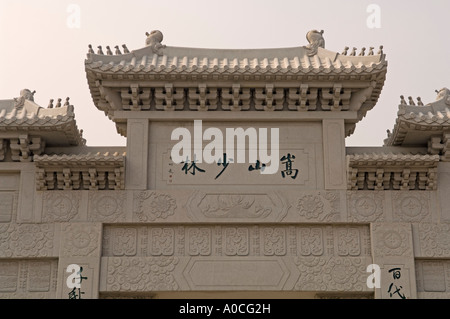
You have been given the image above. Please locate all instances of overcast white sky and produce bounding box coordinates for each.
[1,0,449,147]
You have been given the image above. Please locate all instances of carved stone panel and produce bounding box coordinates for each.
[262,227,286,256]
[187,227,211,256]
[347,191,385,222]
[42,191,80,222]
[0,223,54,258]
[224,227,249,256]
[417,223,450,258]
[186,191,288,222]
[133,191,177,222]
[103,257,180,292]
[295,192,340,222]
[294,257,371,292]
[60,223,102,257]
[150,228,175,256]
[371,223,413,257]
[88,191,126,222]
[392,192,431,222]
[0,259,57,298]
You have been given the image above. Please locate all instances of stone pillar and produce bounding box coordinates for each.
[56,223,102,299]
[17,164,36,223]
[322,119,346,190]
[437,162,450,221]
[371,222,417,299]
[125,119,149,190]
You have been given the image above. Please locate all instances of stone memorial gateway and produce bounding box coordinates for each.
[1,29,450,299]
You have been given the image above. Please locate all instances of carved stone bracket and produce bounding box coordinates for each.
[221,84,251,111]
[347,153,439,190]
[154,84,185,111]
[288,84,318,111]
[188,84,218,111]
[428,133,450,161]
[34,153,125,191]
[121,84,152,111]
[6,136,45,162]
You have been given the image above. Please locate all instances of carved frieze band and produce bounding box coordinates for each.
[0,259,58,298]
[101,256,371,293]
[102,225,371,258]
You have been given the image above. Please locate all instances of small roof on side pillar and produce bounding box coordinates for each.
[0,90,85,146]
[384,88,450,147]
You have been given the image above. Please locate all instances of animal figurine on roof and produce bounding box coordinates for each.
[145,30,166,56]
[305,30,325,57]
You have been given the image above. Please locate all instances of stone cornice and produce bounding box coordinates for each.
[347,152,439,190]
[34,152,125,191]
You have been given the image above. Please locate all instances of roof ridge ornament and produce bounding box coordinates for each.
[305,29,325,57]
[145,30,166,56]
[435,88,450,105]
[13,89,36,109]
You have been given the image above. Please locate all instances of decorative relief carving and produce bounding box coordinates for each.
[105,257,179,292]
[299,227,324,256]
[418,223,450,257]
[294,257,368,292]
[0,224,54,258]
[133,191,176,222]
[224,227,249,256]
[0,192,17,223]
[43,191,80,222]
[102,225,370,258]
[111,227,137,257]
[188,228,211,256]
[392,192,430,222]
[336,228,360,256]
[295,192,340,222]
[0,259,57,297]
[88,191,126,222]
[347,191,385,222]
[262,227,286,256]
[372,223,412,257]
[186,191,288,221]
[61,223,100,257]
[150,228,174,256]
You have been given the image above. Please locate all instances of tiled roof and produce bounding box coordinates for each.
[0,98,85,146]
[348,152,439,166]
[384,90,450,146]
[34,152,125,166]
[85,46,386,75]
